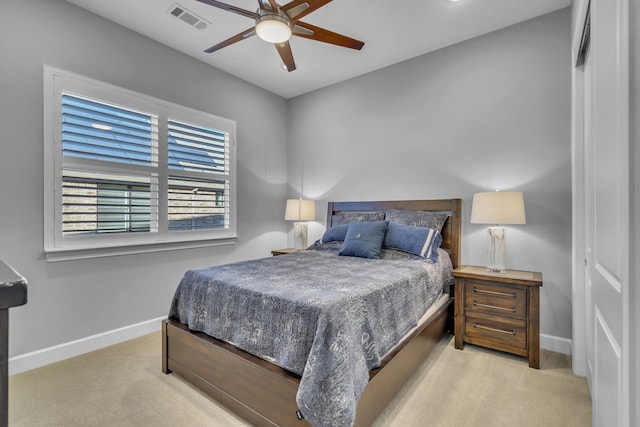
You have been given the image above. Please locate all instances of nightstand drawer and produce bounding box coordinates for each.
[465,313,527,348]
[465,280,526,318]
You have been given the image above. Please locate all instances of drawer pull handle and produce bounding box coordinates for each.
[473,286,516,298]
[473,300,516,312]
[473,322,517,336]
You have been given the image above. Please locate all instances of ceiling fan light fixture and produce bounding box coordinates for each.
[255,15,292,43]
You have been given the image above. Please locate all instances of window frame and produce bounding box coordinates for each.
[43,66,237,261]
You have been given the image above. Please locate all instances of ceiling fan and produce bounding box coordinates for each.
[196,0,365,72]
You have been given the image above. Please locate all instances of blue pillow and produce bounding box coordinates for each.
[320,224,350,243]
[383,222,442,262]
[339,221,388,259]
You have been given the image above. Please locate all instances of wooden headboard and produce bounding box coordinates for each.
[326,199,462,269]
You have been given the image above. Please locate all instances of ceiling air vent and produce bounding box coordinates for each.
[168,4,209,30]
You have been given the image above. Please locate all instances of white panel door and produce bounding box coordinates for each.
[584,0,630,425]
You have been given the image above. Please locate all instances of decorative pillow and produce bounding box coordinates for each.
[335,211,385,226]
[383,222,443,262]
[320,224,350,243]
[338,221,388,259]
[384,209,448,232]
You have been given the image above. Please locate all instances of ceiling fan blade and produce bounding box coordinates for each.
[274,42,296,72]
[282,0,332,22]
[196,0,259,20]
[204,27,256,53]
[293,22,364,50]
[257,0,279,11]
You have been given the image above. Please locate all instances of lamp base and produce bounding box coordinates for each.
[293,222,308,250]
[486,226,507,273]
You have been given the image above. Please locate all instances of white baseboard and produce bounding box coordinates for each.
[9,316,165,376]
[541,333,572,355]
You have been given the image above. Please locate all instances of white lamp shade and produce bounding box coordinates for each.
[470,192,526,225]
[285,199,316,221]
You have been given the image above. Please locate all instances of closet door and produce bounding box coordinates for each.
[584,0,630,425]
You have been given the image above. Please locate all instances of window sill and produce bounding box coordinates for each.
[44,236,238,262]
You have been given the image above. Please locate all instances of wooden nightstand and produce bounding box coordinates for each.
[270,248,300,256]
[453,265,543,368]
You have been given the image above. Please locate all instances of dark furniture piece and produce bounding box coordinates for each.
[0,260,27,427]
[270,248,300,256]
[162,198,461,426]
[453,265,543,368]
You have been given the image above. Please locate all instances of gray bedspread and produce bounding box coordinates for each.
[169,244,453,427]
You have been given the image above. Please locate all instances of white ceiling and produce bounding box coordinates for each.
[65,0,570,99]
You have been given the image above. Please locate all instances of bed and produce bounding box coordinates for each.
[162,198,461,426]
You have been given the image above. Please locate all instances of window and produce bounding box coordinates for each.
[44,67,236,260]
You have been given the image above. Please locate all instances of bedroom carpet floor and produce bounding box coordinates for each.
[9,332,591,427]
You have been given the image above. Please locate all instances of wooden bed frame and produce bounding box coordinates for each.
[162,199,461,426]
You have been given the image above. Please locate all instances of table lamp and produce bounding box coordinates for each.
[470,191,526,272]
[285,198,316,249]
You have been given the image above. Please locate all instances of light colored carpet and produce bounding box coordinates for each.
[9,332,591,426]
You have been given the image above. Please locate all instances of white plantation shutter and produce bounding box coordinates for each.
[167,119,230,232]
[168,120,227,174]
[167,176,227,231]
[62,170,157,234]
[61,94,157,166]
[44,67,236,260]
[61,94,159,235]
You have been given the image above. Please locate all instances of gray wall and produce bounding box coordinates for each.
[288,9,572,342]
[1,0,288,356]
